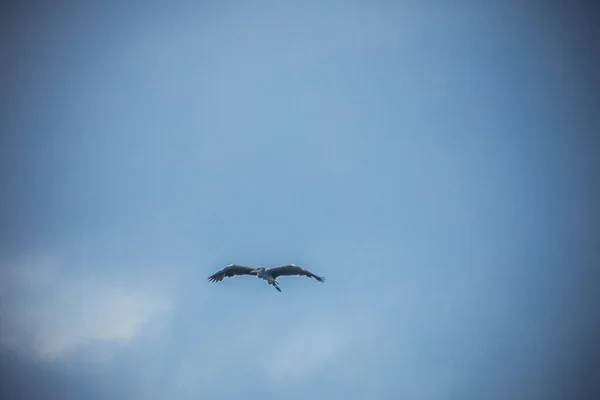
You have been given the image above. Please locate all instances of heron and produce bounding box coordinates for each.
[207,264,325,292]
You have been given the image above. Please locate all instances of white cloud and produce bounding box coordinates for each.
[0,254,171,360]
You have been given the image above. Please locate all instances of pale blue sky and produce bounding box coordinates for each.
[1,3,598,400]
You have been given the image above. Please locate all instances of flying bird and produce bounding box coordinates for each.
[207,264,325,292]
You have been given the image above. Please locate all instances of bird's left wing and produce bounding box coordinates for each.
[268,264,325,282]
[208,264,258,282]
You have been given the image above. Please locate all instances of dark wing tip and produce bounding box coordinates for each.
[208,264,257,283]
[207,264,237,283]
[303,268,325,282]
[298,266,325,282]
[207,272,223,282]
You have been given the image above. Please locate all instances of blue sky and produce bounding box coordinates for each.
[1,2,598,399]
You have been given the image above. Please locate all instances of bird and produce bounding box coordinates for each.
[207,264,325,292]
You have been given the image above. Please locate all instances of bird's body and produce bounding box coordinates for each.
[207,264,325,292]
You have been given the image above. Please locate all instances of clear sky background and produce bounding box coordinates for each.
[1,2,598,399]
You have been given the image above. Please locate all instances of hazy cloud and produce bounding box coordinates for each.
[0,254,171,360]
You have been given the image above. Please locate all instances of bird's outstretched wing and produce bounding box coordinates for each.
[208,264,258,282]
[267,264,325,282]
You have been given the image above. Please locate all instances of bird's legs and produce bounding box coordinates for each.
[271,280,282,292]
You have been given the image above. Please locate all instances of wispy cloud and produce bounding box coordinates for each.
[0,254,171,360]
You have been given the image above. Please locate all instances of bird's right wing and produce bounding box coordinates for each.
[207,264,258,282]
[268,264,325,282]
